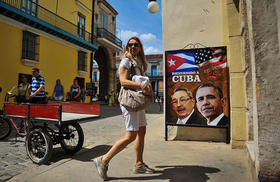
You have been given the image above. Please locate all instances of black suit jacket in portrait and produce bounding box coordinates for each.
[217,115,229,126]
[182,110,207,126]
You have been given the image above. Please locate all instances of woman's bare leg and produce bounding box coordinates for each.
[134,126,146,166]
[102,131,137,164]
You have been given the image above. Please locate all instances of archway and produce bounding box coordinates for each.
[94,46,109,100]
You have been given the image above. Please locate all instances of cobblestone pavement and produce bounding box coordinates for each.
[0,102,163,182]
[0,134,36,182]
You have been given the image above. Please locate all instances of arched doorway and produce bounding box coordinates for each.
[94,47,109,100]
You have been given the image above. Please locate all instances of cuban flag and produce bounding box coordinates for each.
[167,52,198,76]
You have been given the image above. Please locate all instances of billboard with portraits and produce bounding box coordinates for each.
[165,46,230,140]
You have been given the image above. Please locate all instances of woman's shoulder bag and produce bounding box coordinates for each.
[118,59,154,112]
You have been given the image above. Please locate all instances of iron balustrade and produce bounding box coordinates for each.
[145,71,163,77]
[1,0,92,43]
[97,28,122,48]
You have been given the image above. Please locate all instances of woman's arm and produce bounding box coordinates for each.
[119,66,151,94]
[119,66,141,90]
[62,86,64,99]
[52,86,56,97]
[74,86,81,98]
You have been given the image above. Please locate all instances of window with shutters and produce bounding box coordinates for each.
[21,0,37,17]
[78,13,85,39]
[151,65,157,76]
[22,31,39,62]
[78,51,87,71]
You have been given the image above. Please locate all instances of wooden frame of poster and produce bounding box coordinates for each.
[165,46,230,143]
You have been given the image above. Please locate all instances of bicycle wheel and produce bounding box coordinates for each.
[60,122,84,154]
[0,117,11,140]
[26,127,53,164]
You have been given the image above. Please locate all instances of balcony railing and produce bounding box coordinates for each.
[97,28,122,48]
[1,0,92,43]
[145,71,164,77]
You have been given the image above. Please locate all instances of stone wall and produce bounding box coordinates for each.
[243,0,280,180]
[226,0,248,148]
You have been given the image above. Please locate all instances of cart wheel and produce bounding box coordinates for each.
[26,127,53,164]
[0,117,11,140]
[60,122,84,154]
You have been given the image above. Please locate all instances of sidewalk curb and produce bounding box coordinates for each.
[7,158,71,182]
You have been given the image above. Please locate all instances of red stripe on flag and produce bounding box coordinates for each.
[167,53,186,74]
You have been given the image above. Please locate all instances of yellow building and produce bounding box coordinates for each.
[0,0,98,106]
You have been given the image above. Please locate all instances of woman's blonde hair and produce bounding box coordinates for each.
[121,37,147,72]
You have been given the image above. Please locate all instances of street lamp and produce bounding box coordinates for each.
[148,0,159,14]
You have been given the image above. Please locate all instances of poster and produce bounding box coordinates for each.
[165,47,229,128]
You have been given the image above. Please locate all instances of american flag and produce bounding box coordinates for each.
[195,47,227,71]
[166,47,227,77]
[194,48,213,64]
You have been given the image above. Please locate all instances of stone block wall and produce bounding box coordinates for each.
[242,0,280,180]
[226,0,248,148]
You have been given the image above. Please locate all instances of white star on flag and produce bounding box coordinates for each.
[169,59,175,66]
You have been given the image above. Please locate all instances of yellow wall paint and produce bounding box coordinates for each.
[38,0,57,14]
[0,23,31,106]
[39,0,92,33]
[0,0,94,107]
[222,0,229,46]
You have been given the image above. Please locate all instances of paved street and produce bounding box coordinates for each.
[0,102,163,182]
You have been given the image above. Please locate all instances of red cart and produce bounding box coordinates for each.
[0,102,100,164]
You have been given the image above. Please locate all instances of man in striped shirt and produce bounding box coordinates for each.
[29,67,46,104]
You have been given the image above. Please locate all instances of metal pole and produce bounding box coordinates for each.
[90,0,96,102]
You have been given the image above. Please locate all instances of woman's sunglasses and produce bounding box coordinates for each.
[128,43,139,47]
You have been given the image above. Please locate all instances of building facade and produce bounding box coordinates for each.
[0,0,98,105]
[162,0,280,181]
[0,0,121,105]
[116,53,163,99]
[92,0,122,100]
[145,54,163,98]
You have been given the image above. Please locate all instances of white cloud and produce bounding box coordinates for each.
[140,33,156,42]
[144,46,162,55]
[117,30,162,55]
[119,30,139,43]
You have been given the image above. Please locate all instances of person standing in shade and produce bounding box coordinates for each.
[16,75,30,103]
[52,79,64,101]
[70,78,81,102]
[29,68,46,104]
[93,37,154,180]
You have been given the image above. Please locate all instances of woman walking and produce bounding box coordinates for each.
[93,37,154,180]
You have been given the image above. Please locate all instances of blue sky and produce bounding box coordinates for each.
[106,0,162,55]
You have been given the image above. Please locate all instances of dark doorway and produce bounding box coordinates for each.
[18,73,32,85]
[94,47,109,100]
[76,77,85,89]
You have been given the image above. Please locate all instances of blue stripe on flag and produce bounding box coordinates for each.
[173,67,199,72]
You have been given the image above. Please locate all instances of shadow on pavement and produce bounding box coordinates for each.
[74,145,112,162]
[109,165,220,182]
[49,145,112,164]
